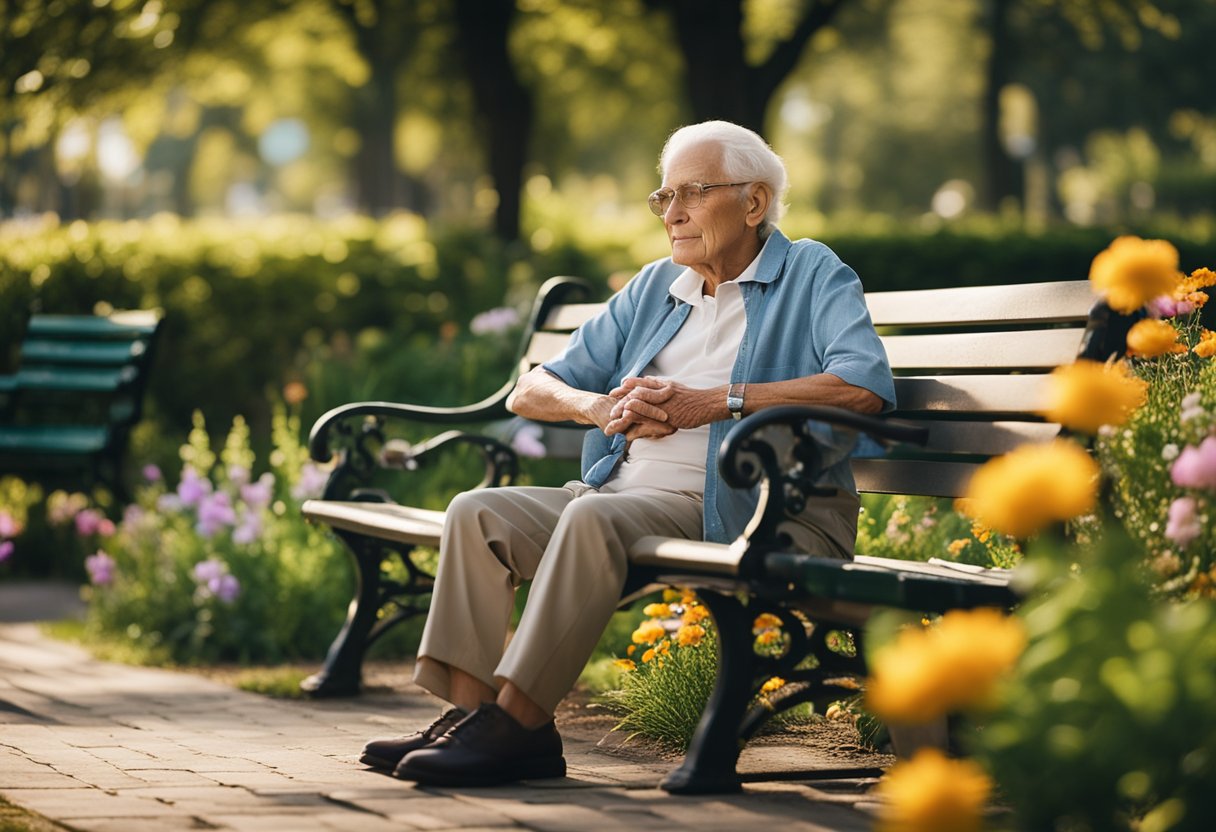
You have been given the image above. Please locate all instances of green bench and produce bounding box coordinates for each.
[301,275,1130,793]
[0,310,163,498]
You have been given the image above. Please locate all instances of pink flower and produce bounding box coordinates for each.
[0,540,13,564]
[193,558,225,584]
[1165,497,1202,547]
[291,462,329,501]
[85,551,116,586]
[74,509,104,537]
[0,511,20,538]
[142,464,162,482]
[176,467,212,507]
[212,574,241,604]
[1171,437,1216,490]
[470,306,521,336]
[232,515,262,545]
[239,473,275,511]
[196,492,236,538]
[510,423,547,459]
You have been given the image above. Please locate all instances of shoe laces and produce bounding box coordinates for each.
[425,707,466,739]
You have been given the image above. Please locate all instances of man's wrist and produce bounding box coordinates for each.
[726,382,746,420]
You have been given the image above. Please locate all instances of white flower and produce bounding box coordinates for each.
[1182,392,1202,410]
[1162,443,1180,461]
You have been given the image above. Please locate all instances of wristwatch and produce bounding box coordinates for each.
[726,382,746,420]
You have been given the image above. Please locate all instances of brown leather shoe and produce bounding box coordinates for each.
[360,707,466,771]
[393,703,566,786]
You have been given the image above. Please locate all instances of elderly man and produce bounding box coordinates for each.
[361,120,895,787]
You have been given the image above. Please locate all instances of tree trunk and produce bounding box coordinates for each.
[979,0,1020,212]
[657,0,848,138]
[452,0,533,243]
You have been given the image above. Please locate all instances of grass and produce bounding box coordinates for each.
[0,797,65,832]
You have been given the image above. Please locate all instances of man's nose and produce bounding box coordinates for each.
[663,198,687,223]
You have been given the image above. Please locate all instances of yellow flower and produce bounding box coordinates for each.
[662,587,682,602]
[760,676,786,694]
[626,644,636,656]
[755,629,783,646]
[960,440,1099,538]
[1040,359,1148,433]
[641,648,656,664]
[753,612,783,631]
[875,749,992,832]
[681,604,709,625]
[613,658,636,672]
[642,602,672,618]
[1088,235,1182,313]
[675,623,706,647]
[631,620,666,645]
[866,608,1026,724]
[1127,318,1186,358]
[1195,329,1216,359]
[946,539,969,556]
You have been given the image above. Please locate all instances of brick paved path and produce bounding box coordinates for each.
[0,620,883,831]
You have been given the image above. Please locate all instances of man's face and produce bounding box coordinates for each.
[659,143,758,279]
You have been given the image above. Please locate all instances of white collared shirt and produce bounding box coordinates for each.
[608,247,765,494]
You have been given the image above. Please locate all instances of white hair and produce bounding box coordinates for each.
[658,120,789,234]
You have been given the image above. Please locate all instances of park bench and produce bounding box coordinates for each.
[301,273,1129,794]
[0,309,163,499]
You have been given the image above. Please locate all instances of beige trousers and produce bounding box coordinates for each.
[414,481,704,714]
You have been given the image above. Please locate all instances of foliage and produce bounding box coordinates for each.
[77,406,357,665]
[1095,266,1216,594]
[855,494,1022,568]
[972,534,1216,832]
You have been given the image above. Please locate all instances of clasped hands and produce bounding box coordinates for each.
[600,376,715,443]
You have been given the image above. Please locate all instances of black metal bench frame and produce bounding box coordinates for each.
[301,275,1131,794]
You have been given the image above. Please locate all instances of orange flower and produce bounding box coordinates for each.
[1127,319,1187,358]
[866,608,1027,724]
[676,623,706,647]
[1182,266,1216,293]
[753,613,783,631]
[876,749,992,832]
[946,539,969,556]
[1089,236,1182,313]
[681,604,709,625]
[631,620,666,645]
[760,676,786,694]
[642,603,672,618]
[1039,359,1147,432]
[1195,329,1216,359]
[641,648,657,664]
[756,629,783,646]
[960,440,1098,538]
[613,659,636,672]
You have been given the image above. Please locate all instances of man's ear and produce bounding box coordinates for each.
[745,183,772,228]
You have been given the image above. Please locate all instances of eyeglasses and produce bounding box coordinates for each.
[647,181,751,216]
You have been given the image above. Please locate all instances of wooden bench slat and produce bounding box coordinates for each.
[543,303,603,331]
[882,328,1086,370]
[20,339,147,366]
[852,458,980,497]
[27,312,161,339]
[525,331,578,366]
[301,500,446,547]
[864,280,1096,326]
[894,419,1060,455]
[0,426,111,454]
[892,374,1051,414]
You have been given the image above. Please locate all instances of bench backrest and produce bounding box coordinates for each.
[516,279,1104,499]
[4,310,163,427]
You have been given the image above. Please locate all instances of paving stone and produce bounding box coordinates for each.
[64,817,219,832]
[0,748,84,788]
[0,787,187,820]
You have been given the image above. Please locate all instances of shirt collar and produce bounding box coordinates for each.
[668,234,776,306]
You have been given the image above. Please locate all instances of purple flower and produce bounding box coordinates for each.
[122,504,145,527]
[1165,497,1202,547]
[510,423,547,459]
[1171,437,1216,490]
[211,573,241,604]
[74,509,103,537]
[85,551,116,586]
[196,492,237,538]
[232,515,262,545]
[142,464,163,482]
[177,467,212,507]
[470,306,521,336]
[193,557,226,584]
[0,540,13,564]
[240,472,275,511]
[0,511,20,538]
[291,462,329,501]
[227,464,250,487]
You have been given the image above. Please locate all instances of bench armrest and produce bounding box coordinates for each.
[719,405,929,574]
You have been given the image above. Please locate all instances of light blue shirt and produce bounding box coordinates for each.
[543,229,896,544]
